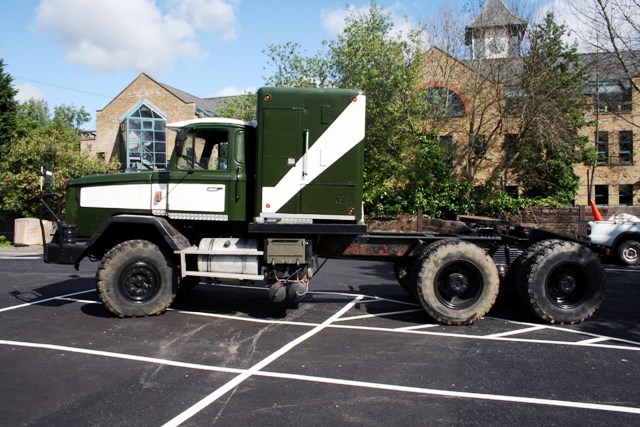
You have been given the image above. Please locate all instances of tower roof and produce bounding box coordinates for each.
[466,0,527,29]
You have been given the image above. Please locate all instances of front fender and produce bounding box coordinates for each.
[76,215,192,266]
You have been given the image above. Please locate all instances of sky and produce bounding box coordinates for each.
[0,0,574,129]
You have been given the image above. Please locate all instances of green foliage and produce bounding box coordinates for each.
[263,42,331,88]
[472,185,561,220]
[0,59,19,156]
[364,131,470,218]
[215,93,257,122]
[0,100,119,218]
[0,235,11,247]
[512,13,589,205]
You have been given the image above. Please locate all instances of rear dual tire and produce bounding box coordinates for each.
[512,240,606,324]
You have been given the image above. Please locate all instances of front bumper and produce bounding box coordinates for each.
[43,242,86,265]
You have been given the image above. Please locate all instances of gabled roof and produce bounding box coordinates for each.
[155,79,219,116]
[466,0,527,29]
[99,73,219,116]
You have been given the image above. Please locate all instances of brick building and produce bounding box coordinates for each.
[84,73,220,171]
[421,0,640,206]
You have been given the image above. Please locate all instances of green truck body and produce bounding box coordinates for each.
[41,87,607,326]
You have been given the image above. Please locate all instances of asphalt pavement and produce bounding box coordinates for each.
[1,251,639,426]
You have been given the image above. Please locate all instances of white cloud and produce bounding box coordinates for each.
[212,86,256,97]
[32,0,239,75]
[14,83,46,103]
[320,4,417,39]
[169,0,239,40]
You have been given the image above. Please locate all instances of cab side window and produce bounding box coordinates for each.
[177,129,229,171]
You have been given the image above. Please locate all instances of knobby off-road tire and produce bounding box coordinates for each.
[508,239,565,305]
[520,240,606,324]
[96,240,177,317]
[414,239,499,325]
[617,238,640,266]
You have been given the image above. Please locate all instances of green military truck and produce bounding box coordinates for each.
[41,87,606,325]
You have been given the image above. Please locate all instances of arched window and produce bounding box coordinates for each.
[122,104,167,170]
[425,87,466,117]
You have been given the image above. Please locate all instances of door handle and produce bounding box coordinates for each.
[235,166,241,201]
[206,187,222,192]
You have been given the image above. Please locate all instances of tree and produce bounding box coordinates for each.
[263,42,331,88]
[0,59,18,156]
[510,13,590,204]
[564,0,640,95]
[262,1,465,216]
[0,100,119,218]
[328,2,467,215]
[215,93,257,122]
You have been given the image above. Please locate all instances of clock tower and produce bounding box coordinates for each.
[465,0,527,60]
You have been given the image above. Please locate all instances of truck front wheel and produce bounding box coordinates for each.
[414,240,499,325]
[96,240,177,317]
[521,240,605,324]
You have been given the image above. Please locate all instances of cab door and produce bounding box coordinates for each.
[168,128,232,220]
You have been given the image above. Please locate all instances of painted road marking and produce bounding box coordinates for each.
[485,326,547,338]
[2,339,640,417]
[161,296,364,427]
[0,290,94,314]
[10,289,639,351]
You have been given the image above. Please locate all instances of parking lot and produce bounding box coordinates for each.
[1,253,639,426]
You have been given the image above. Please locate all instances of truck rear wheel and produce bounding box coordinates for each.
[521,240,605,324]
[96,240,177,317]
[508,239,563,304]
[414,239,499,325]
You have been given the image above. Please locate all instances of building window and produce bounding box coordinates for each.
[505,185,519,199]
[596,131,609,164]
[504,134,517,157]
[439,135,454,168]
[595,184,609,205]
[591,81,632,113]
[472,135,487,158]
[425,87,466,117]
[123,104,167,170]
[619,131,633,164]
[619,184,634,205]
[504,87,525,117]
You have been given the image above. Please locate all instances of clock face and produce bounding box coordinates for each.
[487,37,506,55]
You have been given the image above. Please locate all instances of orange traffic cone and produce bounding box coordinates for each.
[589,200,604,221]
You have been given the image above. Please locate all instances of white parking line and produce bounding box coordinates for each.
[45,294,640,351]
[0,290,94,314]
[485,326,547,338]
[333,308,424,322]
[0,256,41,260]
[2,338,640,417]
[162,295,364,427]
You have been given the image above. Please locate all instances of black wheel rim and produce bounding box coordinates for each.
[545,264,588,309]
[118,261,161,303]
[434,261,483,310]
